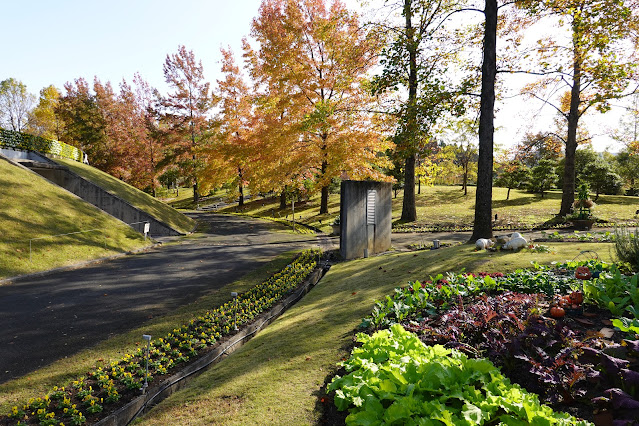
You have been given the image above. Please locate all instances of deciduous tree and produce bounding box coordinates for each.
[246,0,391,215]
[204,48,255,207]
[57,78,109,167]
[27,85,62,139]
[495,161,530,199]
[162,45,212,203]
[372,0,468,222]
[0,78,35,132]
[520,0,639,216]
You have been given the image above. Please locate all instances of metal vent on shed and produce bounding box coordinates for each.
[367,190,376,225]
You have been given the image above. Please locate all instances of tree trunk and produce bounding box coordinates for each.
[400,0,418,223]
[320,159,329,214]
[401,154,417,221]
[560,35,582,217]
[280,189,287,209]
[507,187,511,200]
[418,178,421,195]
[192,153,199,203]
[463,167,468,196]
[470,0,497,242]
[192,182,199,203]
[238,166,244,208]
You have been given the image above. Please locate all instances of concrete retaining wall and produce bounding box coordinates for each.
[340,180,392,259]
[1,149,182,237]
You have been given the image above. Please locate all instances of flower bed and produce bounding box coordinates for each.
[332,262,639,424]
[3,249,320,425]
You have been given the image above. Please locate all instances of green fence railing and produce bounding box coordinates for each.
[0,128,86,162]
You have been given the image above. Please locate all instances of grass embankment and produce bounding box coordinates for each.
[0,251,301,414]
[54,158,195,234]
[209,185,639,233]
[135,243,614,425]
[0,159,149,279]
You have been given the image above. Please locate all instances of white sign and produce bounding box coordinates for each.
[144,222,150,234]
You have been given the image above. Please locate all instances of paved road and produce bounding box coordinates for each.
[0,213,318,384]
[0,217,608,384]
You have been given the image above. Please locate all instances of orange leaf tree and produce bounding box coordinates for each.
[245,0,392,214]
[200,48,255,207]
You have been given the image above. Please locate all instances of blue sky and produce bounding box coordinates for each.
[1,0,627,151]
[3,0,264,92]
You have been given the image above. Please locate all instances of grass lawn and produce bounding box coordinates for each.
[0,159,150,279]
[0,250,301,414]
[134,242,615,425]
[54,158,195,234]
[209,185,639,234]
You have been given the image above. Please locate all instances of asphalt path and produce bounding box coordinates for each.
[0,213,319,384]
[0,216,607,384]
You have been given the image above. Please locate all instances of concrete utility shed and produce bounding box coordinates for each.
[339,180,392,260]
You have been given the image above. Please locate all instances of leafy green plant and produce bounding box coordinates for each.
[612,317,639,338]
[329,324,589,425]
[582,266,639,318]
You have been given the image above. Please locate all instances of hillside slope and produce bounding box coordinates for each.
[0,159,150,278]
[54,158,195,234]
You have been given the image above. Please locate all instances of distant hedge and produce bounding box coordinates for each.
[0,128,86,162]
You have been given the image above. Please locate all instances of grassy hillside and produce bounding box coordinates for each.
[54,158,195,234]
[0,159,149,279]
[215,185,639,233]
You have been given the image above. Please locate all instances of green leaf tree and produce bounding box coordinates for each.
[528,158,558,198]
[582,159,623,199]
[371,0,468,222]
[615,149,639,195]
[520,0,639,216]
[495,162,531,200]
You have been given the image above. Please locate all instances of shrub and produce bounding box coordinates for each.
[614,226,639,272]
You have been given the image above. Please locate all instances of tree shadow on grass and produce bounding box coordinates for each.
[493,191,562,209]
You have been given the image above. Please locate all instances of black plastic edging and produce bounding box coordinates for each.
[95,265,327,426]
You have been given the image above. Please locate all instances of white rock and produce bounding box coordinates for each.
[476,238,494,250]
[503,236,527,250]
[511,232,523,239]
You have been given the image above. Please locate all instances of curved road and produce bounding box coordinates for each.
[0,213,322,384]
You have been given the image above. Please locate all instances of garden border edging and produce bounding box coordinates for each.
[96,265,328,426]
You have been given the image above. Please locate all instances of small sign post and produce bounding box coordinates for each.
[143,222,150,241]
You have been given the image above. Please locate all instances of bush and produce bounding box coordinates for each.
[615,226,639,272]
[0,128,85,162]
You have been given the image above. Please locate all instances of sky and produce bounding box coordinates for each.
[2,0,630,153]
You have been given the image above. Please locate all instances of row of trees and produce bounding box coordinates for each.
[2,0,639,239]
[496,144,639,199]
